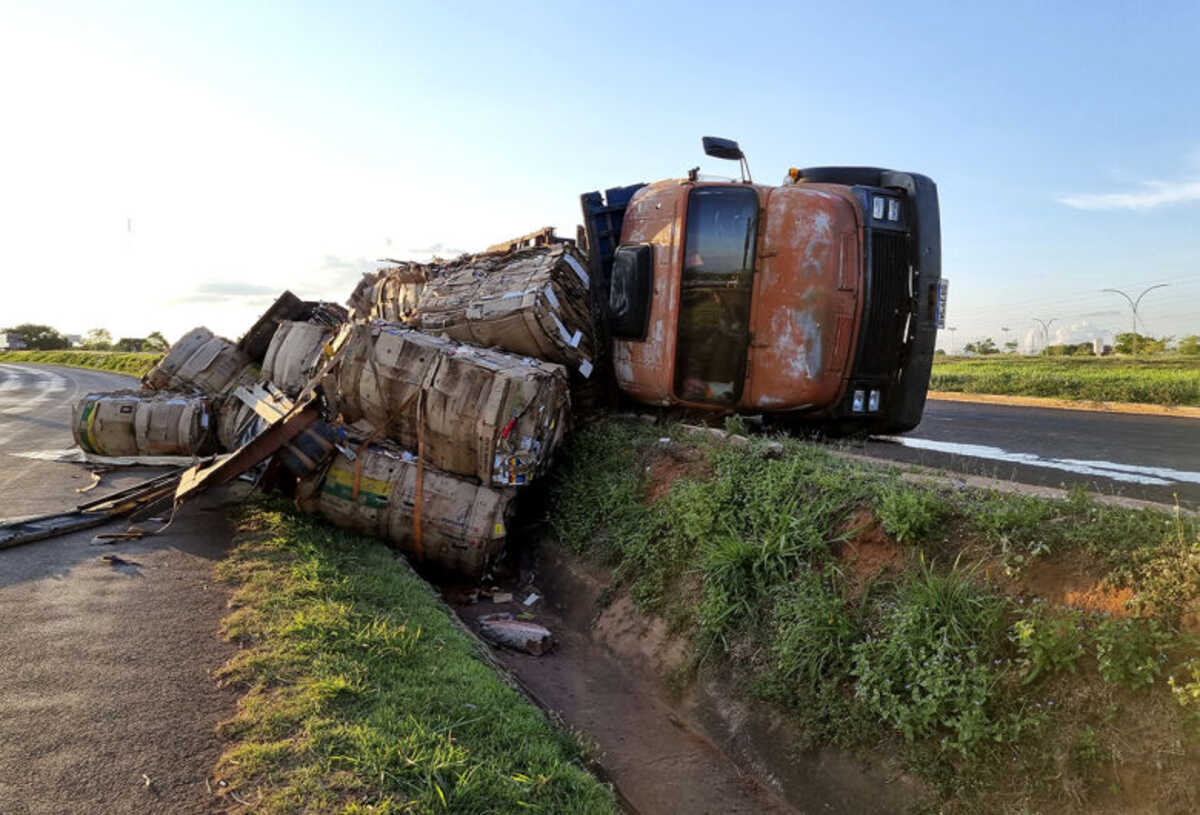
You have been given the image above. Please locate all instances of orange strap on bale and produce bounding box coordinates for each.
[413,390,425,562]
[350,429,382,501]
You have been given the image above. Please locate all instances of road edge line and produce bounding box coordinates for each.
[926,390,1200,419]
[835,448,1197,517]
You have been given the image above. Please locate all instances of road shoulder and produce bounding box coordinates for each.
[0,491,240,815]
[927,389,1200,419]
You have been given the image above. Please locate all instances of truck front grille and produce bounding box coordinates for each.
[854,230,909,379]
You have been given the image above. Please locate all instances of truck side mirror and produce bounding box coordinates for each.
[609,244,653,340]
[702,136,743,160]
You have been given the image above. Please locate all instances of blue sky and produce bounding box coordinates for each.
[1,0,1197,350]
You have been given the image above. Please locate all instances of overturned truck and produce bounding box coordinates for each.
[62,137,942,579]
[580,138,944,433]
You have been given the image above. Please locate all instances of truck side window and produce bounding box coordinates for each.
[609,243,653,340]
[675,187,758,403]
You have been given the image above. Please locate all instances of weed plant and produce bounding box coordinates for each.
[216,501,616,814]
[548,418,1200,808]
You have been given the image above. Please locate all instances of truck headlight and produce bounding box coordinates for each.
[852,389,865,412]
[887,199,900,221]
[868,390,881,412]
[872,196,886,219]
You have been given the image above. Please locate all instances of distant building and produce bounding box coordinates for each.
[1093,338,1112,356]
[1,333,27,350]
[66,334,82,348]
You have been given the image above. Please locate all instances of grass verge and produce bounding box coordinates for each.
[214,498,616,814]
[0,349,161,378]
[549,418,1200,811]
[930,355,1200,406]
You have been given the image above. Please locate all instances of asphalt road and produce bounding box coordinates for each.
[862,398,1200,509]
[0,363,237,814]
[1,362,1197,811]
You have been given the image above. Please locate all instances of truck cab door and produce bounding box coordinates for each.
[672,186,759,405]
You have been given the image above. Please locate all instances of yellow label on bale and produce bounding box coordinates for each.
[323,465,391,509]
[493,522,505,537]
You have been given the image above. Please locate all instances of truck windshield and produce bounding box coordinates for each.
[674,186,758,404]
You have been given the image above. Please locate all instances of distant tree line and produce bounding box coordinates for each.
[1,324,169,352]
[951,332,1199,357]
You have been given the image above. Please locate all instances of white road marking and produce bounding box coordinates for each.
[876,436,1200,487]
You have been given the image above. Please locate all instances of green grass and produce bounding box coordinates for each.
[0,349,161,377]
[214,499,616,814]
[548,418,1200,810]
[930,355,1200,406]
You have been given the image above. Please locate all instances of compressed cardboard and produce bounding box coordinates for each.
[328,323,569,486]
[302,443,514,578]
[73,391,213,457]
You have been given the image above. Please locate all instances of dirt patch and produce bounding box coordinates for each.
[1064,585,1135,616]
[1006,554,1134,617]
[837,509,904,598]
[642,442,712,503]
[592,591,690,678]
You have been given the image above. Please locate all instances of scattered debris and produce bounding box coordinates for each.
[478,613,554,655]
[492,592,514,604]
[0,470,185,551]
[523,592,540,607]
[102,554,134,566]
[76,470,105,493]
[762,441,785,459]
[93,527,149,543]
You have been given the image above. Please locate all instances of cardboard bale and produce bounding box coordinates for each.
[239,291,349,362]
[327,323,569,486]
[349,246,595,374]
[301,443,514,579]
[214,393,265,452]
[347,263,426,322]
[143,327,255,396]
[73,391,214,457]
[261,321,331,397]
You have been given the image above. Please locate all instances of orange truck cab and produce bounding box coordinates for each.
[580,137,945,433]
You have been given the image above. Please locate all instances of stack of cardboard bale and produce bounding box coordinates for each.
[299,243,592,578]
[69,295,347,462]
[69,242,596,581]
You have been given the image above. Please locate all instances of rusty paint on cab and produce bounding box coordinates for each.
[612,180,864,413]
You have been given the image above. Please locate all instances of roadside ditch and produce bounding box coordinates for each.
[445,536,919,814]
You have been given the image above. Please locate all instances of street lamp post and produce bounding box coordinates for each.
[1032,318,1057,353]
[1101,284,1169,355]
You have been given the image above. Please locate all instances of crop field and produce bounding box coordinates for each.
[0,349,162,378]
[929,355,1200,406]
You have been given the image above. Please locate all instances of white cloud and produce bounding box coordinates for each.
[1059,178,1200,210]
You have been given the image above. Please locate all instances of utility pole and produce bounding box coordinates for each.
[1031,318,1057,353]
[1101,284,1169,355]
[945,326,957,354]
